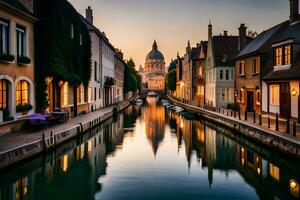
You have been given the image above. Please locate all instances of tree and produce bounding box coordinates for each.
[166,69,176,91]
[124,58,142,93]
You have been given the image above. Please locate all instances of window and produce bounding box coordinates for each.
[99,89,101,99]
[240,88,245,103]
[222,88,226,101]
[270,85,279,105]
[16,25,26,57]
[94,87,96,101]
[77,84,84,104]
[275,47,282,66]
[197,86,204,96]
[269,163,280,181]
[239,61,245,75]
[226,69,229,80]
[256,90,261,105]
[16,80,29,106]
[94,62,97,81]
[220,70,223,80]
[0,80,8,110]
[253,58,260,74]
[63,82,69,106]
[199,66,203,77]
[0,18,9,55]
[284,45,291,65]
[71,23,74,39]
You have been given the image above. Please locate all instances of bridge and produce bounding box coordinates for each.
[139,89,166,99]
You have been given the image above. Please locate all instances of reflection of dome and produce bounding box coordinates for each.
[146,40,165,60]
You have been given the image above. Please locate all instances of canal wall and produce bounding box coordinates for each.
[0,100,132,170]
[167,95,300,159]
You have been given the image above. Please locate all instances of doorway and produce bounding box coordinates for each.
[246,91,254,112]
[280,82,291,118]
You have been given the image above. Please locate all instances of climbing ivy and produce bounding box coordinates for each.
[34,0,92,112]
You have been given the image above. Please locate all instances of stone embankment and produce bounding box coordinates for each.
[167,95,300,159]
[0,101,131,169]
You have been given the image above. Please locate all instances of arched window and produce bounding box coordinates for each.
[16,80,29,106]
[0,79,8,109]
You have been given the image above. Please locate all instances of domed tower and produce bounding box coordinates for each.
[145,40,165,72]
[143,40,166,91]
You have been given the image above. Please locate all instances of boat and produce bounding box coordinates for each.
[135,99,143,106]
[148,91,157,97]
[170,106,184,113]
[181,111,198,120]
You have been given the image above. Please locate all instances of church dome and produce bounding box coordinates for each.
[146,40,165,60]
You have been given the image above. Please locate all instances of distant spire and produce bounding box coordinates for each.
[152,40,158,50]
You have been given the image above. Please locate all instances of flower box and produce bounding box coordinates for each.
[0,54,15,63]
[17,56,31,66]
[16,103,33,114]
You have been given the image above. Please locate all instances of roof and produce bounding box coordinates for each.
[0,0,36,20]
[237,21,289,58]
[79,15,116,51]
[146,40,165,60]
[213,36,239,66]
[263,20,300,81]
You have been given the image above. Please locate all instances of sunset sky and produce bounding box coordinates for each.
[69,0,290,68]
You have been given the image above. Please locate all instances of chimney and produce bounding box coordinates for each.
[116,50,124,60]
[223,31,228,36]
[238,24,247,51]
[86,6,93,24]
[186,40,191,54]
[19,0,33,13]
[290,0,300,23]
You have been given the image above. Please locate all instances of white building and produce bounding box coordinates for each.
[205,24,236,108]
[82,7,116,110]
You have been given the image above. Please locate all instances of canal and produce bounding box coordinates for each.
[0,97,300,200]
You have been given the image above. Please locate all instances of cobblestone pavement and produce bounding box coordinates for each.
[0,106,114,153]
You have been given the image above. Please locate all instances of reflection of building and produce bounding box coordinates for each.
[140,41,166,91]
[142,97,165,155]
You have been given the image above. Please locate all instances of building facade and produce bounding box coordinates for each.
[262,0,300,119]
[34,0,91,117]
[114,50,125,103]
[0,0,36,121]
[101,35,116,107]
[235,24,282,113]
[141,40,166,91]
[83,7,103,112]
[205,24,238,108]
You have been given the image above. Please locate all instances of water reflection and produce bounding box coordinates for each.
[0,98,299,200]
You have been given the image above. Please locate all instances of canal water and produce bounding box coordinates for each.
[0,97,300,200]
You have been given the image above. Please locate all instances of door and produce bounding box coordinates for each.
[246,91,254,112]
[280,82,291,117]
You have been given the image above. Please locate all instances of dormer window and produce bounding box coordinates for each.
[275,44,291,66]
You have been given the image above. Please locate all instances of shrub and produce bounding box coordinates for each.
[16,104,33,113]
[79,111,87,116]
[227,103,240,111]
[0,54,15,62]
[17,56,31,65]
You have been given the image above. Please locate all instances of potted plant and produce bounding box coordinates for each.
[0,54,15,63]
[16,103,33,115]
[17,56,31,66]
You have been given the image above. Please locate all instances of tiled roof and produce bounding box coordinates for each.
[79,14,115,51]
[237,21,289,58]
[213,36,239,66]
[263,20,300,81]
[1,0,33,16]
